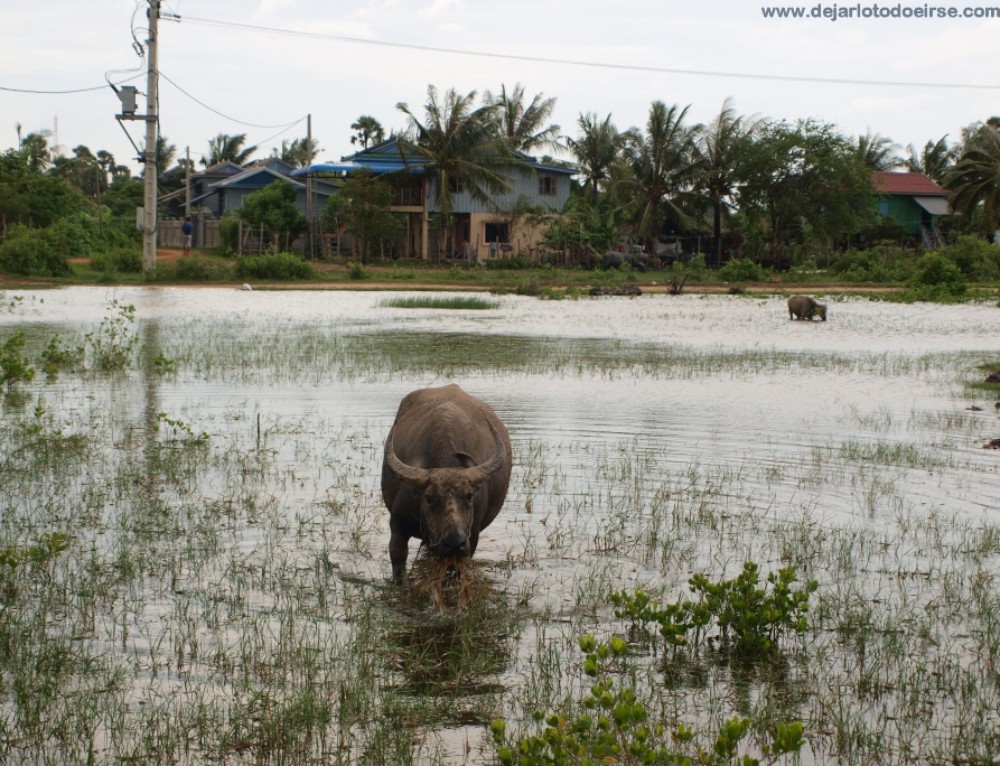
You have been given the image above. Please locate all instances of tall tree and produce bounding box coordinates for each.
[945,121,1000,236]
[350,116,385,149]
[485,83,561,154]
[323,169,399,263]
[397,85,516,259]
[201,133,257,167]
[692,98,755,266]
[906,135,958,184]
[567,113,624,200]
[739,119,875,266]
[619,101,697,252]
[19,131,52,173]
[855,130,901,170]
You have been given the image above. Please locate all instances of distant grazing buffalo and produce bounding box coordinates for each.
[381,384,512,582]
[787,295,827,321]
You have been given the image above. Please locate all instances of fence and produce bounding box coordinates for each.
[159,218,221,250]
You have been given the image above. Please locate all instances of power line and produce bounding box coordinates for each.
[158,70,306,130]
[181,14,1000,92]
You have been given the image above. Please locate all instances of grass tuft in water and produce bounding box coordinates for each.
[378,295,500,310]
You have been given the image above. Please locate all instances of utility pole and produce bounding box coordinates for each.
[142,0,160,273]
[305,114,313,259]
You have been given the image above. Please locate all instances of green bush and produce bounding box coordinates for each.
[0,225,72,276]
[830,245,916,283]
[935,236,1000,282]
[718,257,769,283]
[172,256,235,282]
[235,252,317,281]
[1,332,36,391]
[490,633,806,765]
[905,252,968,301]
[218,214,240,255]
[611,562,818,657]
[89,247,142,274]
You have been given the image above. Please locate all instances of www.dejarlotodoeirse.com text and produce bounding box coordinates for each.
[761,3,1000,20]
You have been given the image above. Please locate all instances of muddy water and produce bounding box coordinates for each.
[2,286,999,763]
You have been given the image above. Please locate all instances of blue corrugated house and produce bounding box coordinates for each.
[299,138,575,261]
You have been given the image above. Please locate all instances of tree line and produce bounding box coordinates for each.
[2,83,999,277]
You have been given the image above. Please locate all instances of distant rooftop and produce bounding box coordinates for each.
[873,171,947,196]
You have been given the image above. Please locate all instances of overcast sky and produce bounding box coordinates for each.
[2,1,998,172]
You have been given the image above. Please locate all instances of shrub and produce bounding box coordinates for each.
[1,332,36,391]
[0,225,72,276]
[490,633,806,765]
[935,236,1000,282]
[89,247,142,274]
[830,246,916,283]
[718,257,769,283]
[906,251,968,301]
[234,252,317,281]
[172,256,235,282]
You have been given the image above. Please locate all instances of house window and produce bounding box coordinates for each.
[484,222,509,243]
[538,175,557,196]
[448,176,465,194]
[877,201,889,217]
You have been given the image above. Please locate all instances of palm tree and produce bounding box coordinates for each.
[201,133,257,167]
[855,130,901,170]
[905,135,958,184]
[944,122,1000,235]
[397,85,517,259]
[485,83,562,154]
[619,101,697,252]
[350,116,385,149]
[692,98,755,267]
[278,137,320,168]
[567,113,624,200]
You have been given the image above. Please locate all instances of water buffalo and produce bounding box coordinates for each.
[381,384,512,583]
[787,295,827,321]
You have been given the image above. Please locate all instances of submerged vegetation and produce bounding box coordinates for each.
[0,292,998,763]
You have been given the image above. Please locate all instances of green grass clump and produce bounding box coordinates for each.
[378,295,500,310]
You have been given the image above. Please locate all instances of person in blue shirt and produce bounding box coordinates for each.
[181,216,193,256]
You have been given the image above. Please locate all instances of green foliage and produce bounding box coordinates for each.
[85,300,138,372]
[172,255,235,282]
[0,533,71,603]
[156,412,209,446]
[238,181,306,251]
[40,334,84,381]
[491,633,805,765]
[718,258,770,283]
[485,256,532,270]
[0,224,72,276]
[235,252,317,281]
[323,170,399,264]
[89,246,142,274]
[347,260,370,280]
[905,252,968,301]
[219,213,240,254]
[830,245,916,283]
[934,235,1000,281]
[611,563,818,657]
[1,332,36,391]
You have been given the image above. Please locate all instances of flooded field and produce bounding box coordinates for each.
[1,286,999,764]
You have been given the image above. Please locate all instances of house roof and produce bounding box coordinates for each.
[330,137,576,177]
[189,166,305,205]
[873,171,947,197]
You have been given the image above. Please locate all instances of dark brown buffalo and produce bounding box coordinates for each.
[381,384,513,582]
[787,294,827,321]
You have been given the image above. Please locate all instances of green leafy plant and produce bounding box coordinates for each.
[235,252,317,280]
[85,300,138,372]
[1,332,36,391]
[39,333,84,381]
[611,563,818,657]
[490,633,805,765]
[156,412,209,446]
